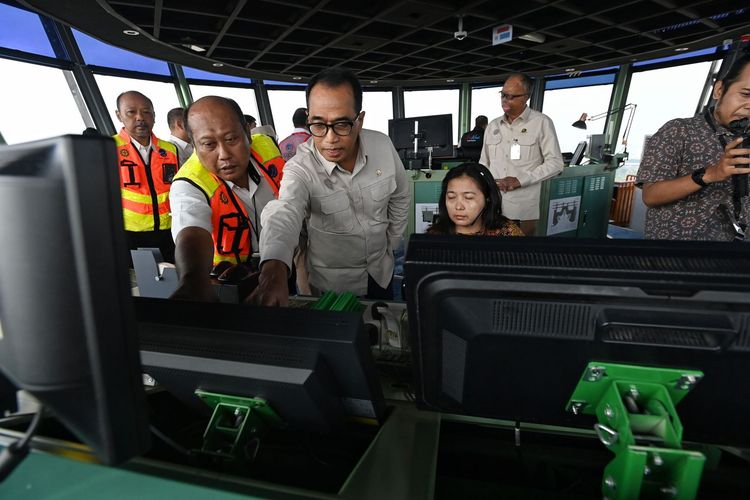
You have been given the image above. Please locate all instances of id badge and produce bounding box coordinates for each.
[510,141,521,160]
[162,164,177,183]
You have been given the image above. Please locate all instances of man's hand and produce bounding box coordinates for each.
[496,176,521,192]
[247,259,289,307]
[170,274,219,302]
[704,137,750,184]
[171,227,219,302]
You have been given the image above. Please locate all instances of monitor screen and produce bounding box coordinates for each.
[0,135,150,464]
[137,298,386,433]
[570,141,587,165]
[389,114,453,158]
[404,234,750,448]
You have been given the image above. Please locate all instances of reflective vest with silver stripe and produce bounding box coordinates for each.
[114,129,179,232]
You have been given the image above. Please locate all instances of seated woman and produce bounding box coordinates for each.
[427,162,523,236]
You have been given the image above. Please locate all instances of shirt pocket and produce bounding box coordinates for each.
[483,131,503,164]
[316,191,354,234]
[516,135,541,164]
[363,176,396,224]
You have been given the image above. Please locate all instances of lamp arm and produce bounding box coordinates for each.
[586,103,636,122]
[620,104,637,148]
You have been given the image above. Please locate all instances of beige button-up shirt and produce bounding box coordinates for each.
[259,129,411,296]
[480,106,564,220]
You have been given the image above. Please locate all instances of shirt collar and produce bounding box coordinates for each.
[170,135,189,149]
[293,127,309,134]
[130,137,152,153]
[502,105,531,124]
[312,135,367,175]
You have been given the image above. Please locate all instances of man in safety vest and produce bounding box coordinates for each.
[114,90,179,263]
[169,96,285,301]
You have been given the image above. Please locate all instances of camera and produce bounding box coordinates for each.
[727,117,750,198]
[454,30,467,41]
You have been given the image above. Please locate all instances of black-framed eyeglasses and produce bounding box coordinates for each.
[307,113,361,137]
[500,92,528,101]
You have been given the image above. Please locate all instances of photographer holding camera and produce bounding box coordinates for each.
[637,53,750,240]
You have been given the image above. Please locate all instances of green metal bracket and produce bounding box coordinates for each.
[566,362,706,500]
[195,390,282,461]
[311,291,364,312]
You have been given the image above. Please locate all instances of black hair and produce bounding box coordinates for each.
[243,114,256,125]
[184,96,247,142]
[81,127,101,136]
[292,107,308,127]
[167,107,185,130]
[306,68,363,115]
[718,53,750,91]
[475,115,488,127]
[116,90,153,111]
[505,73,533,94]
[427,162,510,234]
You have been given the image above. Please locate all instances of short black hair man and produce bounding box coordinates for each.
[251,68,411,306]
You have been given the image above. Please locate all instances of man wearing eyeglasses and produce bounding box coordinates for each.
[251,68,410,306]
[480,73,564,235]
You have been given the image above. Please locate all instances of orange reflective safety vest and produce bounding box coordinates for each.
[250,133,285,197]
[171,157,252,267]
[114,129,179,232]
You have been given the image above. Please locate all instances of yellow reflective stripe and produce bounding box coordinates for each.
[123,210,172,232]
[250,134,282,162]
[173,154,220,197]
[121,189,155,204]
[213,254,242,266]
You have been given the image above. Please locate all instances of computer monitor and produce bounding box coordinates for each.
[389,114,454,163]
[0,135,150,464]
[587,133,606,161]
[570,140,587,165]
[137,297,386,433]
[404,234,750,448]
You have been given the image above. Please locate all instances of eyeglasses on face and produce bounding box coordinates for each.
[500,92,528,101]
[307,114,361,137]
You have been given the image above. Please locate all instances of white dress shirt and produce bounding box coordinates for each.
[169,135,194,166]
[480,106,564,220]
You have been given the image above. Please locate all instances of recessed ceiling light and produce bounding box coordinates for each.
[565,68,576,72]
[446,79,455,83]
[182,44,206,53]
[212,62,224,67]
[292,76,302,80]
[122,29,140,36]
[674,47,689,52]
[369,80,379,84]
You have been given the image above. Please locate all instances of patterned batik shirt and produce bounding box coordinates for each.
[636,114,750,240]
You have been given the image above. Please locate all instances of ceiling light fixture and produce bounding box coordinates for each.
[182,44,206,53]
[369,80,379,84]
[292,76,302,80]
[212,62,224,67]
[674,47,689,52]
[122,29,140,36]
[454,16,467,41]
[518,33,546,44]
[446,79,455,83]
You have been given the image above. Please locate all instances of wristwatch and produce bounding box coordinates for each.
[691,167,708,188]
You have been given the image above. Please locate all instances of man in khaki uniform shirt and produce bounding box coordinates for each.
[480,73,564,235]
[251,68,410,306]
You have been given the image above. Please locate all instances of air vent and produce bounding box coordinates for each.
[492,300,594,339]
[408,246,750,276]
[604,326,719,349]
